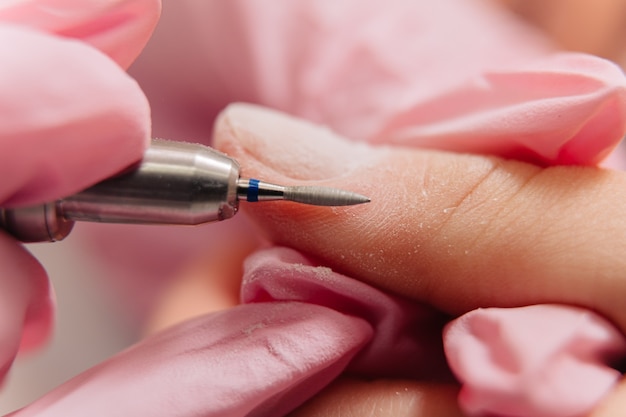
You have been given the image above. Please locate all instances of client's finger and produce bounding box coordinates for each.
[288,378,463,417]
[214,104,626,333]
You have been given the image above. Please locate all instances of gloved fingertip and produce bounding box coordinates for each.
[0,0,162,69]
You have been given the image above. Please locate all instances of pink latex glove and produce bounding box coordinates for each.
[374,53,626,166]
[0,0,157,383]
[445,305,626,417]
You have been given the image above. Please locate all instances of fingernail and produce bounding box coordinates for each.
[214,103,383,180]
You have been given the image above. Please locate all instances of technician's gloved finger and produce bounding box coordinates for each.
[0,24,151,207]
[0,0,160,69]
[374,53,626,166]
[8,303,372,417]
[213,104,626,334]
[242,247,451,380]
[0,233,52,382]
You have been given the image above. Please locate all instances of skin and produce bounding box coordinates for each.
[287,379,465,417]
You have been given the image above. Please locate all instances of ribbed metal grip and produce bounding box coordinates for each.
[0,202,74,242]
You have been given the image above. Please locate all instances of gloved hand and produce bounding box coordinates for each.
[0,0,157,384]
[10,53,626,417]
[5,2,626,417]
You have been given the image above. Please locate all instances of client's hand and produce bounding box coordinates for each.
[210,103,626,417]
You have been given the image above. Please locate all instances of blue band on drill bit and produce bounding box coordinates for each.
[247,178,260,202]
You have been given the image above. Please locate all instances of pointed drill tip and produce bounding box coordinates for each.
[351,194,371,205]
[284,186,371,207]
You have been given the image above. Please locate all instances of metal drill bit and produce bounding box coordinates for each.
[237,178,370,206]
[0,140,373,243]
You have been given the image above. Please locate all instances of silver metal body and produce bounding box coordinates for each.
[1,140,240,242]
